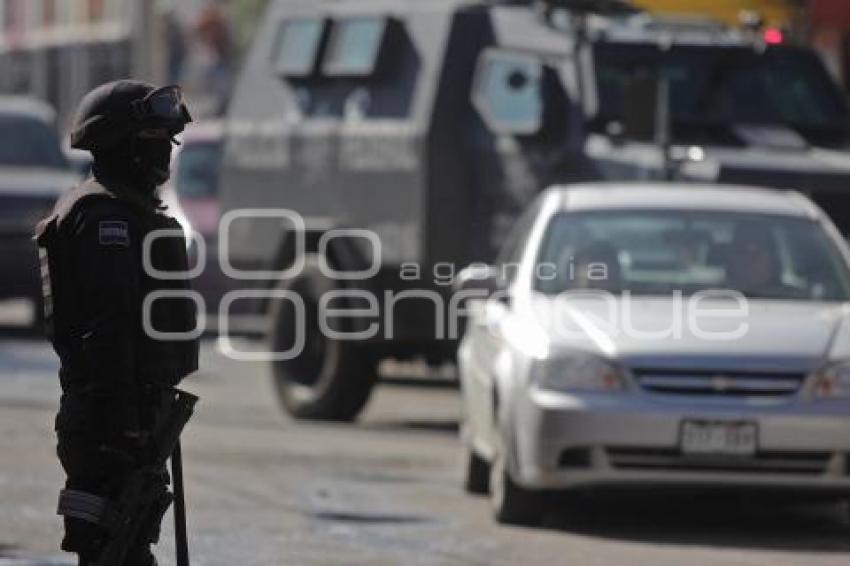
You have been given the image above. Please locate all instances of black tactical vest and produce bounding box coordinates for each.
[35,180,199,388]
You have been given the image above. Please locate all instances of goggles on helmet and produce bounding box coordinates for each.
[130,85,192,126]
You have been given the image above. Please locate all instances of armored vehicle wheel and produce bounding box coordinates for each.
[268,256,377,421]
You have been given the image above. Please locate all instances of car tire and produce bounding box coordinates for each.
[490,433,545,525]
[268,256,377,421]
[463,444,490,495]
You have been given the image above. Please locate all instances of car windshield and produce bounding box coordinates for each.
[175,141,222,199]
[0,113,68,169]
[594,44,850,144]
[535,210,850,301]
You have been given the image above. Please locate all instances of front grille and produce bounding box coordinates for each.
[631,368,805,397]
[607,447,831,475]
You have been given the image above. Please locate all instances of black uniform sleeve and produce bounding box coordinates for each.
[69,203,142,444]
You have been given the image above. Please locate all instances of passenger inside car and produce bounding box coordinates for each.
[568,240,622,292]
[724,224,807,299]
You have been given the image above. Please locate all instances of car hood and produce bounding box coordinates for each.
[0,167,79,235]
[526,295,850,369]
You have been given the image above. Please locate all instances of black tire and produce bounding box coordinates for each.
[463,444,490,495]
[490,434,546,525]
[268,256,377,421]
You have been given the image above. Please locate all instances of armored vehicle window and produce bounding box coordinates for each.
[282,17,415,119]
[272,18,326,77]
[594,44,850,145]
[323,18,387,76]
[472,51,544,135]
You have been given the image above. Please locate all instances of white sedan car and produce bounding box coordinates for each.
[457,183,850,525]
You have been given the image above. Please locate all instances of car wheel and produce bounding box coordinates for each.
[489,433,545,525]
[463,444,490,495]
[268,256,377,421]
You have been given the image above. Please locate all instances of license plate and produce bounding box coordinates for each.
[680,420,758,456]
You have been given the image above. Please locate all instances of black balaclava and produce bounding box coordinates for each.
[92,135,174,208]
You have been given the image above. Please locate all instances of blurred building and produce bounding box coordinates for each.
[0,0,159,130]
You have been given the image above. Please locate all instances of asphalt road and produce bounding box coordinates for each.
[1,338,849,566]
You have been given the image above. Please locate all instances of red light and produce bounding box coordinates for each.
[764,28,784,45]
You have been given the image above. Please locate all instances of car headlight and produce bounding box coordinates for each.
[531,354,626,393]
[811,361,850,399]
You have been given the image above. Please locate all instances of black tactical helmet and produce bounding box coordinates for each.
[70,79,192,152]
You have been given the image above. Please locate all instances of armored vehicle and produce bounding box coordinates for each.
[220,0,850,421]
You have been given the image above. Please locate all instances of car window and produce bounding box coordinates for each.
[594,44,850,144]
[535,210,850,301]
[0,114,68,169]
[175,141,222,199]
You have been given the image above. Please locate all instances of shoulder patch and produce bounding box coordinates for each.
[99,220,130,246]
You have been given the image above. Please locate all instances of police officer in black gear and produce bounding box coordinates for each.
[35,80,198,566]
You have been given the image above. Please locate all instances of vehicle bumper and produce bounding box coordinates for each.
[512,389,850,494]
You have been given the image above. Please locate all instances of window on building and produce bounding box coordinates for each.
[271,18,326,77]
[56,0,74,28]
[25,0,43,31]
[3,0,22,34]
[87,0,104,23]
[42,0,56,27]
[104,0,127,23]
[322,17,387,76]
